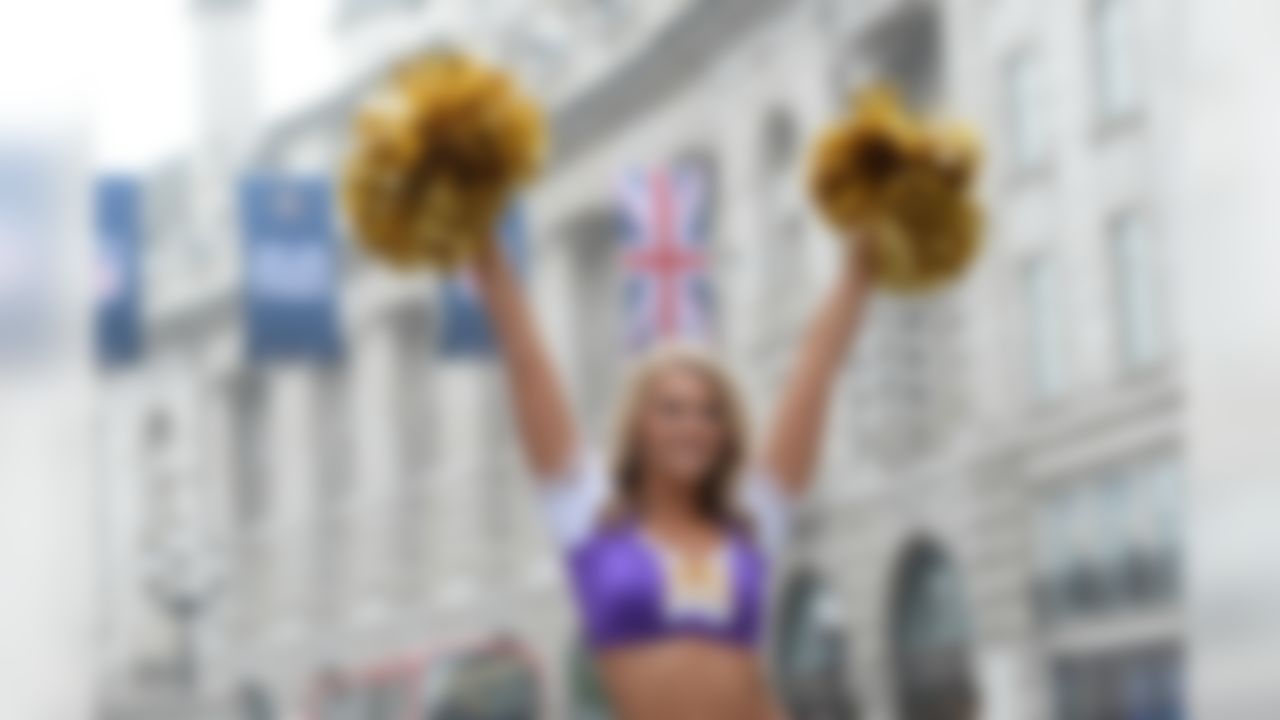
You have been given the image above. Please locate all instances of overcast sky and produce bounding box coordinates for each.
[0,0,339,170]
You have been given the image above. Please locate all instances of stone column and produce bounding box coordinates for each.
[348,319,398,620]
[428,362,492,618]
[265,368,314,636]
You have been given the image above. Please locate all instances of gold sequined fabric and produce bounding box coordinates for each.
[342,52,547,270]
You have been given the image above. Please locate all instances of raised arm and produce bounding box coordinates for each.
[472,239,577,483]
[762,240,873,498]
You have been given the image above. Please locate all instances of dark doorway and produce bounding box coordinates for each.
[775,572,860,719]
[891,540,977,720]
[569,642,611,720]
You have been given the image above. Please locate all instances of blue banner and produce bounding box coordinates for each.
[439,207,528,358]
[240,176,342,363]
[95,177,144,366]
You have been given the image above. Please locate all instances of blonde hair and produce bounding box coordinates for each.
[606,342,752,527]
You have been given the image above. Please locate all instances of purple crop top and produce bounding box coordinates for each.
[538,452,792,651]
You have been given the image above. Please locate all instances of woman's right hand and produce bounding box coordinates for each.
[847,224,877,277]
[470,232,506,285]
[470,232,579,483]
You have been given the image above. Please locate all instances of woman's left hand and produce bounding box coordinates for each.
[843,224,877,290]
[763,224,874,497]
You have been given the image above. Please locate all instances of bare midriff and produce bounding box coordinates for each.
[595,639,785,720]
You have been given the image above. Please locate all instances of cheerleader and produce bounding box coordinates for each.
[470,235,871,720]
[341,53,980,719]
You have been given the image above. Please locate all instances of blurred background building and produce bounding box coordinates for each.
[88,1,1280,719]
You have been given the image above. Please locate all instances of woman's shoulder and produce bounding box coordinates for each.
[537,449,613,550]
[734,465,794,558]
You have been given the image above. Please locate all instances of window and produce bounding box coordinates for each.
[893,543,976,720]
[565,206,624,429]
[229,372,271,629]
[1023,253,1068,401]
[570,642,611,720]
[1092,0,1140,121]
[424,648,540,720]
[1096,472,1135,606]
[1035,454,1183,624]
[1064,484,1104,612]
[753,111,800,322]
[236,682,274,720]
[1003,51,1048,170]
[1133,456,1182,599]
[392,306,433,482]
[868,5,943,108]
[1034,496,1068,616]
[1109,212,1165,369]
[1051,644,1184,720]
[775,574,859,718]
[232,372,269,527]
[314,367,352,501]
[761,107,799,176]
[1146,459,1182,559]
[677,149,720,239]
[315,682,409,720]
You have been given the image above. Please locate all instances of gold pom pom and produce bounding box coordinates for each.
[342,52,547,270]
[808,86,984,293]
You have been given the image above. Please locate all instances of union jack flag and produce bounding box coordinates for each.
[617,165,714,349]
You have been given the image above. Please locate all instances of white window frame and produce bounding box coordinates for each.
[1023,252,1069,401]
[1109,211,1165,369]
[1003,49,1048,171]
[313,366,352,503]
[1091,0,1141,122]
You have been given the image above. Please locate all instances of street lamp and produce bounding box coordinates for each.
[143,522,226,693]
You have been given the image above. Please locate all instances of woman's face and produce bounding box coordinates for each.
[634,364,729,493]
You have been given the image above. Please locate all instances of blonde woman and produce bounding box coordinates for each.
[472,232,871,720]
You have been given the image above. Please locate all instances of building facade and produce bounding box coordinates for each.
[97,1,1280,719]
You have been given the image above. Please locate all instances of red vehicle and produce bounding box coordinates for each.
[305,636,544,720]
